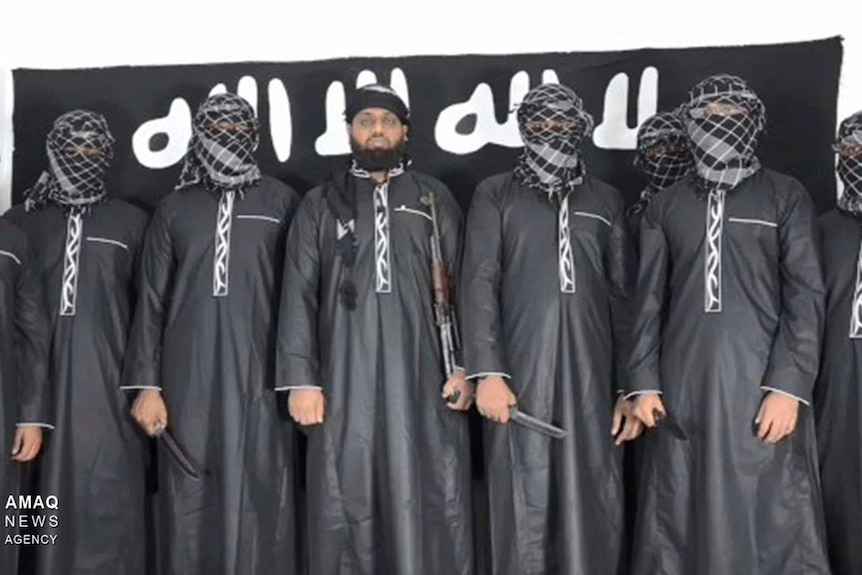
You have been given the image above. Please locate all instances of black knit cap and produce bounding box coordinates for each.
[344,84,410,126]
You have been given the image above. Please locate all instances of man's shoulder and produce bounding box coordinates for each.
[406,170,447,190]
[103,197,149,221]
[0,217,28,251]
[477,172,513,192]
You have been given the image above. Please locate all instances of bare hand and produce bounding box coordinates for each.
[631,393,665,428]
[612,395,644,446]
[11,426,43,462]
[476,376,516,423]
[441,371,474,411]
[756,391,800,444]
[131,389,169,436]
[289,388,325,426]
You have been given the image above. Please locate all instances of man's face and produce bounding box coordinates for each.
[347,107,408,171]
[348,108,407,150]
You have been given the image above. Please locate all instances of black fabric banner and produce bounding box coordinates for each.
[12,37,842,213]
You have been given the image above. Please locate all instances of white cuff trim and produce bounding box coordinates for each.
[120,386,162,391]
[466,372,511,381]
[276,385,323,391]
[761,386,810,406]
[16,423,54,429]
[623,390,663,401]
[0,250,22,265]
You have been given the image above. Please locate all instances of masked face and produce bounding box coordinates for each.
[45,110,115,205]
[679,75,766,193]
[639,138,692,189]
[513,83,594,195]
[517,85,592,150]
[835,114,862,214]
[184,93,261,190]
[686,99,760,167]
[635,112,693,191]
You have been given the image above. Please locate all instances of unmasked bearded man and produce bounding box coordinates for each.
[277,84,475,575]
[5,110,148,575]
[627,74,830,575]
[123,93,300,575]
[460,83,639,575]
[815,109,862,575]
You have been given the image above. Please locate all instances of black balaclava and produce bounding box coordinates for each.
[513,83,594,203]
[628,111,693,218]
[25,110,114,214]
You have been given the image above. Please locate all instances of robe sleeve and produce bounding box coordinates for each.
[14,238,53,428]
[625,200,668,398]
[275,195,322,392]
[607,204,635,395]
[121,200,175,392]
[437,186,465,372]
[460,180,511,382]
[759,181,825,406]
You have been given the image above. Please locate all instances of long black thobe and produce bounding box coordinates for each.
[121,176,299,575]
[460,172,632,575]
[627,170,830,574]
[277,168,473,575]
[815,208,862,575]
[6,199,148,575]
[0,218,50,573]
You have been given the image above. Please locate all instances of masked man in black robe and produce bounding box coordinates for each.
[627,74,830,574]
[627,111,693,233]
[123,93,299,575]
[815,109,862,575]
[460,83,639,575]
[5,110,148,575]
[277,83,474,575]
[0,218,50,573]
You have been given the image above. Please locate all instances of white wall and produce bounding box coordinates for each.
[0,0,857,211]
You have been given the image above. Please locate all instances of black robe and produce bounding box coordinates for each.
[0,218,50,573]
[815,208,862,575]
[627,170,830,574]
[460,172,633,575]
[121,176,299,575]
[6,199,148,575]
[277,168,474,575]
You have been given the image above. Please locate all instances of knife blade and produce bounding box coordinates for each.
[509,406,567,439]
[653,409,688,441]
[155,427,203,480]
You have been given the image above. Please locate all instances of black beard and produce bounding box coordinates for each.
[349,138,404,172]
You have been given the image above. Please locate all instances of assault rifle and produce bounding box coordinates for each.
[420,192,462,402]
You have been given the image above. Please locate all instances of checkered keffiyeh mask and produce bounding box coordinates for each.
[680,74,766,194]
[836,111,862,215]
[176,93,262,195]
[25,110,115,212]
[514,83,594,200]
[628,112,693,218]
